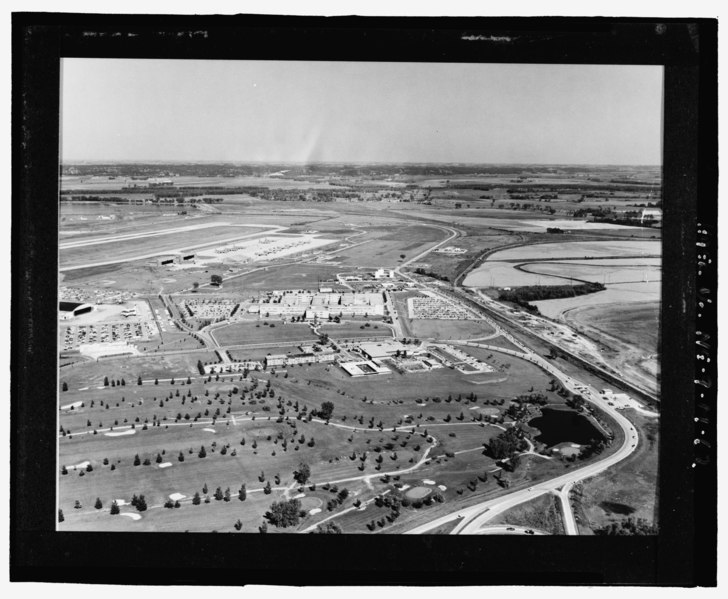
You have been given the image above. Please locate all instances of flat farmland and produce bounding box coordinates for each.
[489,240,661,261]
[563,301,660,355]
[532,281,661,319]
[522,261,660,285]
[212,322,316,346]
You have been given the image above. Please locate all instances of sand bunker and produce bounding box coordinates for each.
[78,387,88,391]
[158,462,172,468]
[120,513,141,521]
[399,484,411,491]
[438,485,447,491]
[203,428,216,433]
[309,508,322,515]
[169,493,186,501]
[105,429,136,437]
[61,401,83,410]
[293,493,306,499]
[422,479,436,485]
[68,460,90,470]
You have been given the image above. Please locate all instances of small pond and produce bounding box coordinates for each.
[529,407,605,447]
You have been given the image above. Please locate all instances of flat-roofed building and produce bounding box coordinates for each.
[359,340,412,360]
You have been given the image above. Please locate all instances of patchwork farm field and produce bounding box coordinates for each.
[563,301,661,355]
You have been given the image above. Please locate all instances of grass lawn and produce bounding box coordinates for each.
[221,264,344,292]
[407,319,496,341]
[490,492,565,534]
[212,322,316,346]
[334,226,447,268]
[59,351,220,390]
[570,409,659,534]
[319,322,393,340]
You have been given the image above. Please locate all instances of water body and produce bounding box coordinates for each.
[529,407,605,447]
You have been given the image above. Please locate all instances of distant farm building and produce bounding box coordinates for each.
[59,301,93,320]
[435,246,467,255]
[640,208,662,224]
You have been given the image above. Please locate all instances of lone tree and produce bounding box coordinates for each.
[94,497,103,510]
[58,509,64,523]
[264,498,303,528]
[62,381,68,392]
[263,481,272,495]
[238,484,247,501]
[109,501,120,515]
[293,462,311,485]
[137,376,143,385]
[103,376,109,387]
[192,492,201,505]
[211,274,223,287]
[318,401,335,421]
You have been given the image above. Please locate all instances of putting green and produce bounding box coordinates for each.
[405,487,432,500]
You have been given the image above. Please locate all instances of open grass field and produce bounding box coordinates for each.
[59,352,219,390]
[522,261,660,286]
[532,281,661,319]
[571,409,658,534]
[562,301,660,355]
[489,492,565,534]
[319,323,393,340]
[488,240,661,262]
[211,322,316,346]
[220,264,345,292]
[334,225,447,267]
[407,319,496,341]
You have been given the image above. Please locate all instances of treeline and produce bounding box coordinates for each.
[414,267,450,282]
[499,282,606,307]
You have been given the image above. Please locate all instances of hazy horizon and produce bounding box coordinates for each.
[61,60,664,165]
[61,159,662,168]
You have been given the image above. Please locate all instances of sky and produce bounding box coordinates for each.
[61,59,663,165]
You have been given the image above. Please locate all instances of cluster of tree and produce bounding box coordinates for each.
[498,282,606,307]
[578,437,607,460]
[485,426,528,460]
[516,392,549,406]
[413,267,450,282]
[311,522,342,534]
[264,498,305,528]
[314,401,335,421]
[546,227,564,234]
[130,494,148,512]
[594,517,658,536]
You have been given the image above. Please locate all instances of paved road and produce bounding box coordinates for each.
[404,337,641,535]
[60,224,285,271]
